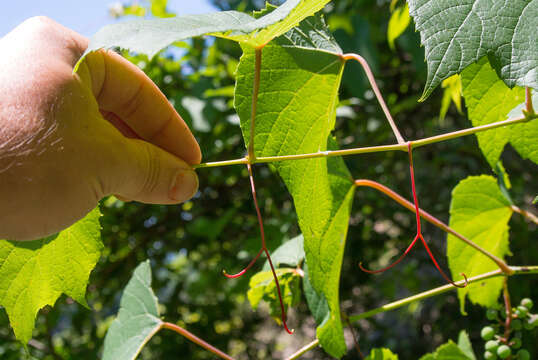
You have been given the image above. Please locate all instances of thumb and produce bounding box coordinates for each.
[104,136,199,204]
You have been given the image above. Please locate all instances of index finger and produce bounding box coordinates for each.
[82,49,201,165]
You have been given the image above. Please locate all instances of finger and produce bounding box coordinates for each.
[82,49,201,165]
[105,136,199,205]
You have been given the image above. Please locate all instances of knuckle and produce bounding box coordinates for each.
[137,142,161,197]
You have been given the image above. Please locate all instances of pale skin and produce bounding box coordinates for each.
[0,17,202,241]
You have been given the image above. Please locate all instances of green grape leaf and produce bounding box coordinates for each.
[262,234,305,271]
[419,340,473,360]
[387,3,410,50]
[366,348,399,360]
[533,195,538,204]
[0,208,102,343]
[302,262,330,326]
[234,18,353,358]
[457,330,476,360]
[102,260,162,360]
[461,57,534,167]
[79,0,331,66]
[447,176,513,314]
[247,268,301,323]
[408,0,538,100]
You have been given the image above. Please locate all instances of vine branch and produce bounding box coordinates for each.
[194,115,536,169]
[511,205,538,225]
[286,266,538,360]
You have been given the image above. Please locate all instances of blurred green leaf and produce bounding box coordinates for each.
[366,348,399,360]
[447,176,512,314]
[439,75,462,122]
[387,4,410,50]
[457,330,476,360]
[419,340,472,360]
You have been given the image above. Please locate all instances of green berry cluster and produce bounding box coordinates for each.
[481,298,536,360]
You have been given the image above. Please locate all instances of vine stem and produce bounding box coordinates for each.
[525,87,534,114]
[222,163,294,334]
[511,205,538,225]
[342,53,405,144]
[286,266,538,360]
[354,179,512,274]
[194,115,535,169]
[161,322,235,360]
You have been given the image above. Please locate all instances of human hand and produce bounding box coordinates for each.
[0,17,201,241]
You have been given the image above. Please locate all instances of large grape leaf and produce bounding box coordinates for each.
[447,176,513,314]
[0,208,102,343]
[102,260,162,360]
[408,0,538,100]
[461,57,537,167]
[234,17,354,358]
[80,0,331,64]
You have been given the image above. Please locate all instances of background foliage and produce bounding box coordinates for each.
[0,0,536,359]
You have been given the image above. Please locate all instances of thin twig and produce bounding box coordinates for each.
[511,205,538,225]
[342,53,405,144]
[343,314,364,359]
[194,116,535,169]
[525,87,534,114]
[348,266,538,323]
[286,339,320,360]
[161,322,235,360]
[287,266,538,359]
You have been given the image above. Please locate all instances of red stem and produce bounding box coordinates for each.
[222,164,293,334]
[359,142,467,288]
[161,322,235,360]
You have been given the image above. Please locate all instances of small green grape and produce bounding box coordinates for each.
[511,337,522,349]
[485,340,499,352]
[526,314,538,329]
[486,308,498,320]
[515,306,529,318]
[516,349,530,360]
[481,326,495,340]
[497,345,511,359]
[484,351,497,360]
[520,298,533,310]
[511,319,523,330]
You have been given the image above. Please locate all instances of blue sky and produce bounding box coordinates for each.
[1,0,217,37]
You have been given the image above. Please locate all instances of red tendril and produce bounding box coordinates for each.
[222,163,294,334]
[359,142,468,288]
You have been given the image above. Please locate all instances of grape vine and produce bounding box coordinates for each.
[1,1,537,359]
